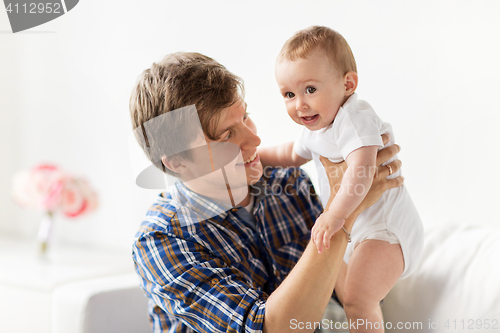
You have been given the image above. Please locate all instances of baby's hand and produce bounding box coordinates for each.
[311,212,345,253]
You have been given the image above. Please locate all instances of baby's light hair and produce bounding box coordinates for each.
[278,26,357,76]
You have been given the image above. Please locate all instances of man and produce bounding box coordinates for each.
[130,52,403,332]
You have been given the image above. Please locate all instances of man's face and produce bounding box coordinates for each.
[178,99,263,191]
[210,100,263,186]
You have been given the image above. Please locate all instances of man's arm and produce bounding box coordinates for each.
[263,135,403,333]
[263,213,358,333]
[258,142,310,167]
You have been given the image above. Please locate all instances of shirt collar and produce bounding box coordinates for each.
[169,177,271,225]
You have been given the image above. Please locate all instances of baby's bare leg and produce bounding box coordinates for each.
[333,261,347,304]
[342,240,404,333]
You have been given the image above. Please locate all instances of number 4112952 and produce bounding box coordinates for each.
[444,319,498,330]
[5,3,62,14]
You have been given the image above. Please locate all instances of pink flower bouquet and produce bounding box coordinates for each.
[12,164,98,217]
[11,164,98,255]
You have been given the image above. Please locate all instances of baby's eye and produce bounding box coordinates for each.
[306,87,316,94]
[243,112,249,120]
[285,92,295,99]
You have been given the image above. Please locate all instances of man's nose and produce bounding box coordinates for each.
[240,124,261,151]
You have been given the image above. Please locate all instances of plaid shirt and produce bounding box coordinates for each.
[132,167,322,333]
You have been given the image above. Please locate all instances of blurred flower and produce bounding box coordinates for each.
[60,177,98,218]
[12,163,98,218]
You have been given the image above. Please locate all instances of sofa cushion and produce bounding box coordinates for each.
[383,221,500,332]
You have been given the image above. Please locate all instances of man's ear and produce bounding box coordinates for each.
[343,71,358,96]
[161,156,185,175]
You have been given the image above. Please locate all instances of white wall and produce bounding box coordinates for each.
[1,0,499,252]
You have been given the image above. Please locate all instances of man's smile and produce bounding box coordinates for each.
[236,152,259,167]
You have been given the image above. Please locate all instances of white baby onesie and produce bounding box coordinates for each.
[293,94,424,278]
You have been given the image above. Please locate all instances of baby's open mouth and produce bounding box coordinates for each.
[301,115,319,124]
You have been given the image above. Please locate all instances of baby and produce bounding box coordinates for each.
[258,26,424,331]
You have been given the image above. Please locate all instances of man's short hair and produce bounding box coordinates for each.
[277,26,357,76]
[129,52,244,176]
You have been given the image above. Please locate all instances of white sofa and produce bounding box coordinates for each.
[51,273,151,333]
[53,221,500,333]
[0,237,144,333]
[382,221,500,332]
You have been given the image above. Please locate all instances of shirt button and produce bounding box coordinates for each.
[230,208,238,213]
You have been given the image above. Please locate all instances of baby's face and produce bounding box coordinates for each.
[275,48,348,131]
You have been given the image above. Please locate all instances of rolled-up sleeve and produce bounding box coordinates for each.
[133,231,267,333]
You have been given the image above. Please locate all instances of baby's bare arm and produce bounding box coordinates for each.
[258,142,309,168]
[325,146,378,221]
[319,133,404,226]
